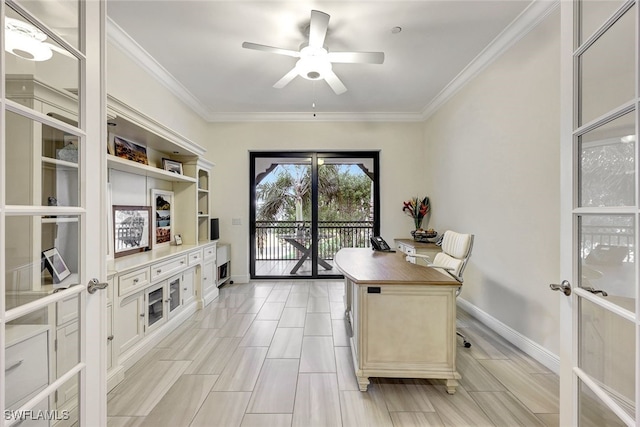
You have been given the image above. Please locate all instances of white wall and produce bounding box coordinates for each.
[107,43,209,145]
[424,10,561,355]
[205,121,427,283]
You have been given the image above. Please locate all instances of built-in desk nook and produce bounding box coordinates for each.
[334,247,461,394]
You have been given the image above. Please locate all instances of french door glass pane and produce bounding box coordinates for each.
[579,298,635,415]
[13,0,80,49]
[317,156,375,275]
[5,215,80,310]
[578,5,635,126]
[5,6,79,123]
[5,110,80,207]
[6,299,80,418]
[578,373,632,426]
[254,156,313,276]
[578,112,635,207]
[579,215,635,312]
[579,0,626,45]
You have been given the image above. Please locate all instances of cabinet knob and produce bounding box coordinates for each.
[133,278,139,283]
[157,269,162,274]
[107,335,114,341]
[181,261,185,264]
[140,313,145,318]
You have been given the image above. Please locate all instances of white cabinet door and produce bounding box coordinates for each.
[182,267,196,306]
[202,259,219,301]
[117,292,145,354]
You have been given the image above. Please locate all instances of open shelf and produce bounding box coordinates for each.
[107,154,196,183]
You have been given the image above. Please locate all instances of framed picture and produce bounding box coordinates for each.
[162,158,183,175]
[152,189,174,246]
[174,234,183,245]
[42,247,71,284]
[114,136,148,165]
[113,205,152,258]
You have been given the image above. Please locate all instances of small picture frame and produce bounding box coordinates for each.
[42,247,71,284]
[162,158,183,175]
[114,136,148,165]
[152,189,174,246]
[174,234,183,246]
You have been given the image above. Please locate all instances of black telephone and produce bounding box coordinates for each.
[370,236,394,252]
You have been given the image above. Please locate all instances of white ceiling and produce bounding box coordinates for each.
[106,1,554,122]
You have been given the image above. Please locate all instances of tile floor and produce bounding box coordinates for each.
[107,280,559,427]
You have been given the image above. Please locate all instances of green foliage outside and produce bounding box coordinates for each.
[256,164,373,222]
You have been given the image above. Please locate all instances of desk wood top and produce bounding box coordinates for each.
[334,248,459,286]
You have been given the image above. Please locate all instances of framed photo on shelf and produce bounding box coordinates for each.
[114,136,148,165]
[42,247,71,284]
[162,158,183,175]
[152,189,174,246]
[174,234,183,246]
[113,205,152,258]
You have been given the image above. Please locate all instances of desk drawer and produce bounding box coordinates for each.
[188,249,203,266]
[203,245,216,260]
[151,256,187,281]
[119,267,150,296]
[6,329,49,407]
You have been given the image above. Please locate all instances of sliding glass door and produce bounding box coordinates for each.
[250,151,379,279]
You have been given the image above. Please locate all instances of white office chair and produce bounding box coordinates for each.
[413,230,474,348]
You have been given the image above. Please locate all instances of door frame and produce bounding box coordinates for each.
[250,151,380,279]
[559,1,638,425]
[0,0,107,425]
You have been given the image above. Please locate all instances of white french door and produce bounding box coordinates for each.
[1,1,106,426]
[560,1,638,425]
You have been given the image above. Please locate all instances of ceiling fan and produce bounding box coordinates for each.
[242,10,384,95]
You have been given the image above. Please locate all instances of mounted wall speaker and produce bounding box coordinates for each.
[210,218,220,240]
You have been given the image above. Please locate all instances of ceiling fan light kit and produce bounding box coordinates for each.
[5,17,53,61]
[242,10,384,95]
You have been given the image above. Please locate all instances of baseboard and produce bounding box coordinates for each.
[231,274,250,284]
[457,297,560,375]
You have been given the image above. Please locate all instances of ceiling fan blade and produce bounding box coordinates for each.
[324,70,347,95]
[273,67,299,89]
[308,10,330,48]
[242,42,300,58]
[328,51,385,64]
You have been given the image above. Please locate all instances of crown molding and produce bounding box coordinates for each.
[107,18,214,122]
[209,111,425,122]
[421,0,559,121]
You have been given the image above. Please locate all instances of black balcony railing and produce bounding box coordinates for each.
[255,220,374,261]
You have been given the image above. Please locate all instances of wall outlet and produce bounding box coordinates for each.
[232,218,241,225]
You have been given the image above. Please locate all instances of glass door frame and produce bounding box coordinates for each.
[560,1,639,425]
[250,151,380,280]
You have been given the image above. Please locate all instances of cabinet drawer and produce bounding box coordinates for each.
[188,249,203,266]
[6,329,49,407]
[119,267,150,296]
[203,245,216,260]
[151,256,187,281]
[397,243,415,255]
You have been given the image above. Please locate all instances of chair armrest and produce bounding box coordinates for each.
[412,253,432,261]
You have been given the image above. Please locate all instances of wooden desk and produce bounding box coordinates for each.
[335,248,461,394]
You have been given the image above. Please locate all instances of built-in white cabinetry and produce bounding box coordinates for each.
[104,96,220,389]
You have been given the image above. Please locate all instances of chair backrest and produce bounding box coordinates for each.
[432,230,474,282]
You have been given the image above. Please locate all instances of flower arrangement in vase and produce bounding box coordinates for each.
[403,196,430,230]
[403,196,436,241]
